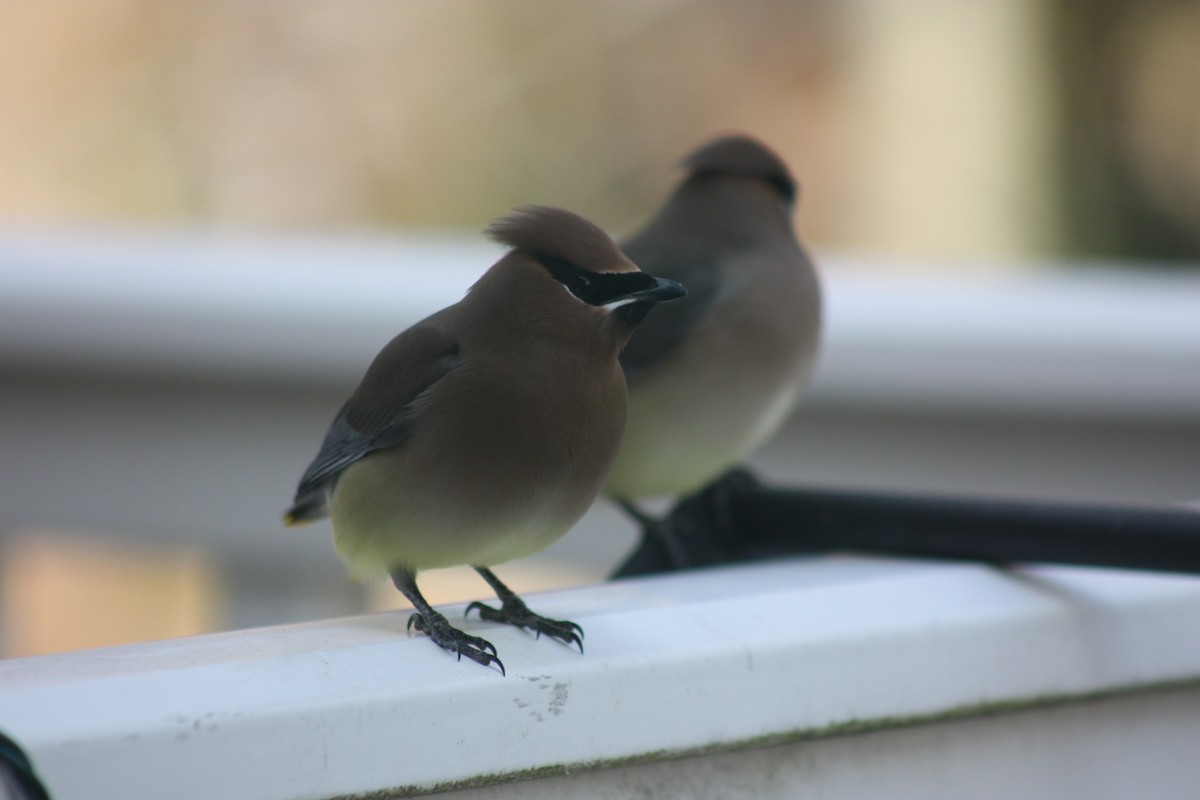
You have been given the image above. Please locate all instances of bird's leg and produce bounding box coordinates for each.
[682,466,762,540]
[610,468,763,579]
[390,567,505,675]
[466,568,584,654]
[616,498,658,529]
[617,499,694,568]
[655,466,762,562]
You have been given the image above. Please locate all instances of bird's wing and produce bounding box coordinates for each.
[284,324,462,524]
[618,245,723,381]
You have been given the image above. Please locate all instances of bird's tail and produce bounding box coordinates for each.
[282,492,330,527]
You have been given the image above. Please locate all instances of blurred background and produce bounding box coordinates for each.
[3,0,1199,260]
[1,0,1198,658]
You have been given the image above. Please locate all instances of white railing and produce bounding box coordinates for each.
[2,557,1199,799]
[2,229,1198,417]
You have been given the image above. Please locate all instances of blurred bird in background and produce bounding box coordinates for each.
[606,135,823,576]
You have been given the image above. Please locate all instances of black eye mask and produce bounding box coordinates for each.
[538,255,670,306]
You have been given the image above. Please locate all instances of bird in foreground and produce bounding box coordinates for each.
[605,135,822,574]
[284,206,685,673]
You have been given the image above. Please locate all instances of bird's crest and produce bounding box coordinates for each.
[487,205,632,274]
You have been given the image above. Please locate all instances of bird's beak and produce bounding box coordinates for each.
[623,276,687,303]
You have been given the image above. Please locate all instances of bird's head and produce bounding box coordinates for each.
[481,206,686,334]
[681,134,798,207]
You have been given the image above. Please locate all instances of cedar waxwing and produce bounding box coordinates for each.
[605,135,822,551]
[284,206,685,673]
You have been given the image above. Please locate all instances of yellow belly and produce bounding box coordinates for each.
[330,448,600,580]
[605,365,807,499]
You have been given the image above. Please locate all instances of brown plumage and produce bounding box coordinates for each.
[606,134,823,503]
[285,205,684,673]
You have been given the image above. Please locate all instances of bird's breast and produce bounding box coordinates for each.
[607,252,820,499]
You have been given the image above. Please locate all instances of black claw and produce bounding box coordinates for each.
[468,598,584,654]
[404,611,505,674]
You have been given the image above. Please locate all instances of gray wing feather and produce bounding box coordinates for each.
[284,324,461,524]
[618,242,722,381]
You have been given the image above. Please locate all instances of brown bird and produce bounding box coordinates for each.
[285,206,685,672]
[605,135,823,569]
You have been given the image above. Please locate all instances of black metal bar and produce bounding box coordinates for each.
[735,485,1200,575]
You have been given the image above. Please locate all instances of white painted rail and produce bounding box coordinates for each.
[1,229,1198,418]
[2,557,1199,799]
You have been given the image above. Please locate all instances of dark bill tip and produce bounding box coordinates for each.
[627,276,687,303]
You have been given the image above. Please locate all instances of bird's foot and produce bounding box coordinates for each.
[465,597,584,654]
[617,500,695,569]
[407,610,505,675]
[610,467,764,578]
[609,502,707,578]
[663,466,763,555]
[697,466,763,534]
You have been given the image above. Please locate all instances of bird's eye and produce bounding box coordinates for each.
[570,274,593,298]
